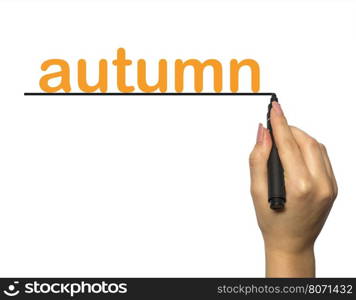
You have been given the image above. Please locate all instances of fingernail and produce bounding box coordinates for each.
[272,101,283,115]
[256,123,264,143]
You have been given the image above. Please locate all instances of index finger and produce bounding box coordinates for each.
[270,101,308,176]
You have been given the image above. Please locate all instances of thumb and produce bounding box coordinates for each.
[249,124,272,204]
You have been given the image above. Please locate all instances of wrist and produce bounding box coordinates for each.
[264,246,315,278]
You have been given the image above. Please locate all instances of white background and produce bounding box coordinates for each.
[0,0,355,277]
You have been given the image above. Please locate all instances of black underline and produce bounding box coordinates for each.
[24,92,275,96]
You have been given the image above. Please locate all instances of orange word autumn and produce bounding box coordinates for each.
[39,48,260,93]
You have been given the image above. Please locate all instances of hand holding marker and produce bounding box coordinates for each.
[249,96,338,277]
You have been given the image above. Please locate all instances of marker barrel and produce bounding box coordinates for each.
[267,97,286,209]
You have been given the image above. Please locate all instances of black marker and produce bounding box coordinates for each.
[267,94,286,210]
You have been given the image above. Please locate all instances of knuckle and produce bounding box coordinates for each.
[333,185,338,200]
[295,177,313,197]
[317,184,334,202]
[249,149,264,167]
[305,137,319,150]
[289,125,299,133]
[319,143,328,153]
[330,180,338,201]
[276,137,295,156]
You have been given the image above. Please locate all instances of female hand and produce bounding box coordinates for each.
[249,101,338,277]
